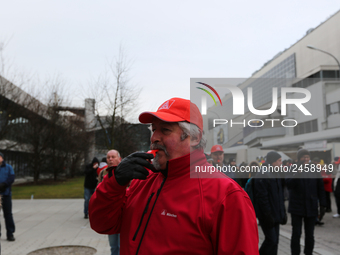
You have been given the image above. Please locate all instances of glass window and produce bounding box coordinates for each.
[312,119,318,132]
[294,119,318,135]
[330,102,340,114]
[326,105,331,117]
[323,70,337,79]
[305,121,311,133]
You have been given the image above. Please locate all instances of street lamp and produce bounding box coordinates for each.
[307,45,340,79]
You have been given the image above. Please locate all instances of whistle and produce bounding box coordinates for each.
[147,150,159,157]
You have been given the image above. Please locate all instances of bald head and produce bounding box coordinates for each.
[106,150,122,167]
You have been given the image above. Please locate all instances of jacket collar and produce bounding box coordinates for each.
[164,149,207,180]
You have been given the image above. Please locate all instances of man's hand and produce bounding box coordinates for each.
[319,206,326,221]
[0,182,7,193]
[114,152,156,186]
[263,213,275,229]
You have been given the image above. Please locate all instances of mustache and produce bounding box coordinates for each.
[150,143,169,156]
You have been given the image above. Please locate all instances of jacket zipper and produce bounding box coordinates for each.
[132,192,155,241]
[135,176,167,255]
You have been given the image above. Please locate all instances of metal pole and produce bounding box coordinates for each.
[307,45,340,79]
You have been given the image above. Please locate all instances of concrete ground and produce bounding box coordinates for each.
[258,197,340,255]
[1,198,339,255]
[1,199,110,255]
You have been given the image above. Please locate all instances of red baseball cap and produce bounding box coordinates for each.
[139,98,203,130]
[211,145,224,153]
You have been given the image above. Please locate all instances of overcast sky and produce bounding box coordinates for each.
[1,1,340,122]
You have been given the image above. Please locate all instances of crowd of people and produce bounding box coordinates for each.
[208,145,340,255]
[84,97,340,255]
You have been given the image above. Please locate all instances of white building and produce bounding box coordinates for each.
[202,10,340,164]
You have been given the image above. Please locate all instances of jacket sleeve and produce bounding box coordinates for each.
[254,178,271,216]
[286,163,304,189]
[4,165,15,187]
[286,177,300,190]
[89,170,128,234]
[210,190,259,255]
[322,177,331,186]
[84,164,92,175]
[317,178,327,207]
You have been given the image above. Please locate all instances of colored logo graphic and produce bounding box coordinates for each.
[196,82,223,106]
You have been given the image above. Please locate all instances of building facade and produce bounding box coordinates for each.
[203,10,340,164]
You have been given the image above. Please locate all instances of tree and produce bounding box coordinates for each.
[0,40,34,147]
[0,41,90,182]
[38,79,90,181]
[0,40,52,181]
[88,46,141,156]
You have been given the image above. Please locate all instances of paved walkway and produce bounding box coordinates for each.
[258,198,340,255]
[1,199,110,255]
[1,198,339,254]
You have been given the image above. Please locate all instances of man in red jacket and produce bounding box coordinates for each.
[89,97,259,255]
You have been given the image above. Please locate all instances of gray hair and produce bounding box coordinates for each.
[178,122,206,150]
[148,121,206,150]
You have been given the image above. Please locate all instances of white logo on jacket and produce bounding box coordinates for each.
[160,209,177,218]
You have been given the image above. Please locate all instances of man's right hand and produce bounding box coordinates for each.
[0,182,7,193]
[114,152,156,186]
[263,213,275,229]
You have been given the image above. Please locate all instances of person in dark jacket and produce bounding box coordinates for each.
[84,157,99,219]
[0,152,16,241]
[286,149,326,255]
[254,151,287,255]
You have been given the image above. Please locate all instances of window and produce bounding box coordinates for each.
[294,119,318,135]
[326,101,340,117]
[323,70,338,79]
[292,70,338,89]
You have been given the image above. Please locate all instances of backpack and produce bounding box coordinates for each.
[245,177,255,205]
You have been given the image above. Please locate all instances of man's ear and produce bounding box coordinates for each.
[190,132,202,148]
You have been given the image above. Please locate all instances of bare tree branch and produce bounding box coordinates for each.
[85,44,141,154]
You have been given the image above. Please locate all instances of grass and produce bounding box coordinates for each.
[12,177,85,199]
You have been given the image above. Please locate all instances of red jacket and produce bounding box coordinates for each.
[89,149,259,255]
[321,171,332,192]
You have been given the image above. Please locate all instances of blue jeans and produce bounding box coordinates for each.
[2,195,15,238]
[108,234,120,255]
[84,188,95,216]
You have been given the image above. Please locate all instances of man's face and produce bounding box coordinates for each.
[211,151,224,166]
[230,161,236,166]
[271,158,282,167]
[107,150,121,167]
[150,118,191,170]
[0,156,3,165]
[300,155,310,165]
